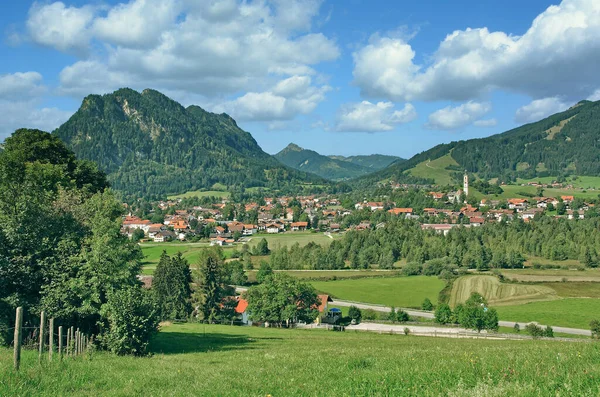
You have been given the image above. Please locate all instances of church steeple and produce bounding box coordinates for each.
[463,171,469,197]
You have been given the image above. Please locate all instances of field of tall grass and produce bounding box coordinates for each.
[2,323,600,396]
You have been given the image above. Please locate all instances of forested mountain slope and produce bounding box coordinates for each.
[275,143,380,181]
[53,88,325,198]
[328,154,402,170]
[356,100,600,187]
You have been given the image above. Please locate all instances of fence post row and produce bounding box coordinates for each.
[13,307,23,370]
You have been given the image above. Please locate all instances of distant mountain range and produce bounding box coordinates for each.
[274,143,402,181]
[355,99,600,187]
[53,88,325,198]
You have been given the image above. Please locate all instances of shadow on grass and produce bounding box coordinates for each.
[150,330,282,355]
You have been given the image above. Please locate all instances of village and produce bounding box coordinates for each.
[120,175,595,244]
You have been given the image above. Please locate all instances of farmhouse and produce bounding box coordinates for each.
[388,208,413,216]
[291,221,308,231]
[235,298,251,325]
[210,236,235,246]
[266,223,284,234]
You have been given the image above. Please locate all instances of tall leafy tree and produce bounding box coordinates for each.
[153,252,192,320]
[195,248,232,322]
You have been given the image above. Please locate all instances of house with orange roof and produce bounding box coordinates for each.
[291,221,308,231]
[561,195,574,203]
[235,298,251,325]
[388,208,413,216]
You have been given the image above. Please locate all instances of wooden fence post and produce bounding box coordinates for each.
[13,307,23,371]
[48,318,54,362]
[38,311,45,363]
[75,330,79,355]
[66,327,70,356]
[70,327,74,356]
[58,326,63,360]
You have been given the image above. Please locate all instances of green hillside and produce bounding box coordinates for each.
[53,89,325,198]
[406,153,460,186]
[328,154,402,170]
[356,99,600,187]
[275,143,378,181]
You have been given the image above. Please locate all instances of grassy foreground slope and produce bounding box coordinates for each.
[3,323,600,396]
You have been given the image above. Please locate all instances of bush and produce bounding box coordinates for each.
[99,287,161,356]
[402,262,423,276]
[421,298,434,311]
[387,307,397,323]
[525,323,544,339]
[434,304,453,325]
[591,320,600,339]
[544,326,554,338]
[396,310,409,323]
[348,306,362,323]
[403,327,410,336]
[362,309,378,321]
[513,323,520,333]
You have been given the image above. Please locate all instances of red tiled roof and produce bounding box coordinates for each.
[388,208,412,214]
[235,299,248,314]
[317,294,332,313]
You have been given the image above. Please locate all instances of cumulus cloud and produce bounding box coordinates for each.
[588,89,600,101]
[26,1,95,53]
[515,97,571,124]
[26,0,338,114]
[426,101,491,130]
[213,75,330,121]
[0,100,72,140]
[0,72,45,99]
[335,101,417,132]
[353,0,600,102]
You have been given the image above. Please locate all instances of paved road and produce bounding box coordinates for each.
[332,299,592,336]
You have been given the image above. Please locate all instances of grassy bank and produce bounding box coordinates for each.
[2,323,600,396]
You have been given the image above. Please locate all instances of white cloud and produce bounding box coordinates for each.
[588,89,600,101]
[0,72,45,99]
[426,101,491,130]
[335,101,417,132]
[25,0,339,117]
[0,99,72,141]
[213,75,330,121]
[353,0,600,102]
[93,0,181,48]
[515,97,571,124]
[27,1,95,53]
[473,118,498,127]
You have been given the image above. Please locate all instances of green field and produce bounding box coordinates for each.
[247,270,401,282]
[497,298,600,329]
[517,175,600,190]
[311,276,445,308]
[246,232,339,249]
[449,276,558,307]
[406,154,459,186]
[3,323,600,396]
[167,190,231,200]
[475,184,600,200]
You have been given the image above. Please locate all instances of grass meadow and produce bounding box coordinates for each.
[167,190,231,200]
[246,232,340,249]
[2,323,600,396]
[310,276,445,308]
[407,154,459,186]
[496,299,600,329]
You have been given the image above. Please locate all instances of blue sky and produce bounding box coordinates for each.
[2,0,600,159]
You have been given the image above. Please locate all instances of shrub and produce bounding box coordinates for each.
[525,323,544,339]
[404,327,410,336]
[362,309,378,321]
[421,298,434,311]
[99,287,161,356]
[513,323,520,333]
[387,307,397,323]
[544,326,554,338]
[348,306,362,323]
[402,262,422,276]
[590,320,600,339]
[434,304,453,325]
[396,310,409,323]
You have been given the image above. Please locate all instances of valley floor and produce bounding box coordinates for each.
[2,323,600,396]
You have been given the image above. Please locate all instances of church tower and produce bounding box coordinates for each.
[463,171,469,197]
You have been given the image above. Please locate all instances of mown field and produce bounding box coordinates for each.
[246,232,340,249]
[311,276,445,309]
[449,275,558,307]
[247,270,401,283]
[167,190,231,200]
[2,323,600,396]
[450,275,600,328]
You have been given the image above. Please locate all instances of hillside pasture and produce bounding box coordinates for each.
[477,183,600,200]
[449,276,558,307]
[167,190,230,200]
[3,323,600,396]
[405,154,459,186]
[311,276,445,309]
